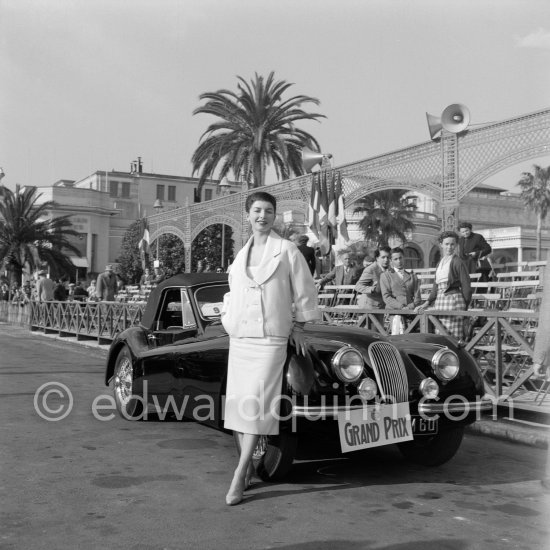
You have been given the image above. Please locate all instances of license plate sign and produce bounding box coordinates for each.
[411,416,438,435]
[337,402,413,453]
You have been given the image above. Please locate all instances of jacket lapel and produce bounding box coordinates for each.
[252,231,282,285]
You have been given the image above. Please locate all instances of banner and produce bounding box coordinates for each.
[138,217,150,269]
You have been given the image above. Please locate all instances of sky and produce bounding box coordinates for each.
[1,0,549,193]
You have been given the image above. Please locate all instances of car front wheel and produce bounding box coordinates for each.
[397,426,465,466]
[233,431,298,482]
[113,346,143,420]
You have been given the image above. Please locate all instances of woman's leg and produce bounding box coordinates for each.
[226,431,260,505]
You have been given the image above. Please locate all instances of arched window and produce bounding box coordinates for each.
[404,245,423,269]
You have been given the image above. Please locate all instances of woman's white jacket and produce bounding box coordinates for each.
[221,231,320,338]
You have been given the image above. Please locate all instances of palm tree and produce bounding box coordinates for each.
[0,185,81,283]
[192,72,325,199]
[518,165,550,260]
[354,190,417,248]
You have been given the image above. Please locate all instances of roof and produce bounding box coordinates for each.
[156,273,228,290]
[472,183,507,192]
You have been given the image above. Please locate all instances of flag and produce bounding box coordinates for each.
[317,170,332,255]
[328,171,337,229]
[318,170,328,228]
[336,172,349,245]
[138,217,150,269]
[308,173,320,238]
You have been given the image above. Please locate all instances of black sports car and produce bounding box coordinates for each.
[104,274,491,480]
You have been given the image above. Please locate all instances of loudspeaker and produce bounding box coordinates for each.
[441,104,470,134]
[301,147,325,173]
[425,112,443,140]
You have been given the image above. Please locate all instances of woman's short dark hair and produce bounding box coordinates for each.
[439,230,459,243]
[245,191,277,213]
[458,221,472,230]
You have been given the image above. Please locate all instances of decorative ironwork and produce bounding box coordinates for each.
[145,108,550,270]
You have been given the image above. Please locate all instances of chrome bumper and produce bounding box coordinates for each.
[418,399,494,414]
[292,398,494,418]
[292,404,365,418]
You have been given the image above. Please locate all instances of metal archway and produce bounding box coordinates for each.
[147,107,550,271]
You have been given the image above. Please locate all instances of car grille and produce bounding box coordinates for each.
[367,342,409,403]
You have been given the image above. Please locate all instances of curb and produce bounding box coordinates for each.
[467,419,549,449]
[33,331,111,353]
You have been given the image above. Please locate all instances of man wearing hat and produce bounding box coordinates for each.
[96,265,118,301]
[296,234,316,276]
[36,270,55,302]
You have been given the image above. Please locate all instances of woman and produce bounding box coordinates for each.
[221,191,320,506]
[415,231,471,340]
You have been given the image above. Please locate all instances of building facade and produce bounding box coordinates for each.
[31,158,227,278]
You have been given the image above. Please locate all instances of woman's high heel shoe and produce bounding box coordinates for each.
[225,474,245,506]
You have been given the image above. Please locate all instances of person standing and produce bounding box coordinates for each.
[296,235,316,276]
[36,271,55,302]
[380,247,422,334]
[87,280,97,301]
[53,278,68,301]
[355,246,391,309]
[139,268,154,286]
[316,251,361,289]
[221,191,319,506]
[96,265,118,301]
[415,231,472,340]
[458,222,492,281]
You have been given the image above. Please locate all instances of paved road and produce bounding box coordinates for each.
[1,324,549,550]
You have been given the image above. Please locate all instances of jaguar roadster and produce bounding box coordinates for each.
[104,273,491,481]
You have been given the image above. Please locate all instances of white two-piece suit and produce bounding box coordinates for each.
[222,231,320,435]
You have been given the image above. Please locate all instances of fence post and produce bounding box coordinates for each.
[494,317,503,398]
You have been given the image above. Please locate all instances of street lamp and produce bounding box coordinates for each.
[218,177,231,269]
[153,198,164,267]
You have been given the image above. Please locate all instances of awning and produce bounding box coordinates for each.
[70,257,89,268]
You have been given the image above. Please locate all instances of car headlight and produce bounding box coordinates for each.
[358,377,378,402]
[431,348,460,381]
[420,377,439,399]
[331,347,364,383]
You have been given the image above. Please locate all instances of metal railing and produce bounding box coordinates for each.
[2,299,546,404]
[23,301,145,344]
[320,305,544,403]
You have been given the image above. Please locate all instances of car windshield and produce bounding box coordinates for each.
[194,284,228,320]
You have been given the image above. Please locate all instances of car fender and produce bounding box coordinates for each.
[104,327,150,386]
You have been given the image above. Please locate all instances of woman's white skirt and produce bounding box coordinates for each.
[224,336,288,435]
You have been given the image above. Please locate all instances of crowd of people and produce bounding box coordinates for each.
[0,264,167,306]
[298,221,492,339]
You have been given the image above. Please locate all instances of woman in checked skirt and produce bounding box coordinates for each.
[415,231,472,340]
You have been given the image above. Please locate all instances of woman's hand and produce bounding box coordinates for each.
[414,302,429,314]
[290,324,308,356]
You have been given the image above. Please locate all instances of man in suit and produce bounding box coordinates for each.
[355,246,391,309]
[36,270,55,302]
[316,251,361,289]
[96,264,118,301]
[458,222,493,281]
[380,247,422,334]
[296,235,316,276]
